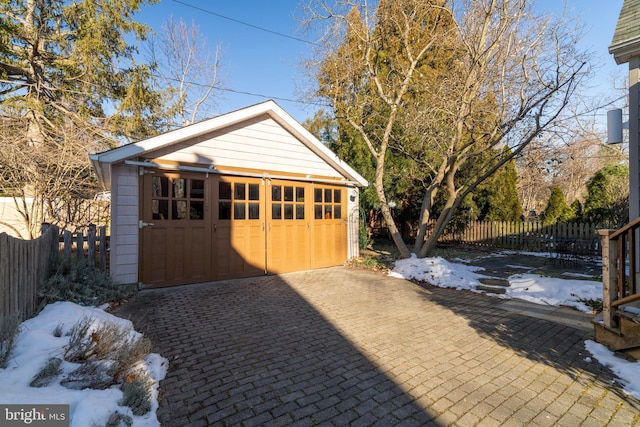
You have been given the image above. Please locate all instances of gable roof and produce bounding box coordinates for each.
[609,0,640,64]
[90,100,368,190]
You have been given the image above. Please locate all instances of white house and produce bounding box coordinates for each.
[90,101,368,287]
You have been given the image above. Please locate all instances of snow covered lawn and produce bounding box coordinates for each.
[0,302,167,427]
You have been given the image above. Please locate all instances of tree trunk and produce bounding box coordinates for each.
[374,155,411,259]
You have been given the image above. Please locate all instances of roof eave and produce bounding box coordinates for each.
[609,38,640,65]
[89,100,369,188]
[89,153,111,191]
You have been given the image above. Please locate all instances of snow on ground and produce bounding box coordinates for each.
[389,254,601,312]
[0,302,167,427]
[585,340,640,400]
[390,252,640,402]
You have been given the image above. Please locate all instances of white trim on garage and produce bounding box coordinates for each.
[90,100,368,191]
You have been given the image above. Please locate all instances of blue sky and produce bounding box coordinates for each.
[136,0,626,124]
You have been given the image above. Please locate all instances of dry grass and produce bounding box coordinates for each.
[0,312,21,368]
[62,316,155,411]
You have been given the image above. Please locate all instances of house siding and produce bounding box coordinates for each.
[110,163,139,284]
[151,117,343,179]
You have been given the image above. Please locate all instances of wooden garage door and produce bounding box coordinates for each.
[311,185,347,268]
[141,172,349,286]
[212,176,266,280]
[140,172,210,287]
[266,180,311,273]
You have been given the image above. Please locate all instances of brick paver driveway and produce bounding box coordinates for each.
[115,266,640,426]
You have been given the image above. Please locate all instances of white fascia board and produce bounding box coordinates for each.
[92,102,278,164]
[89,153,111,191]
[264,103,369,187]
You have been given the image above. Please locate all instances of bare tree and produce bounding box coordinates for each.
[305,0,592,257]
[517,104,627,216]
[0,118,110,238]
[147,16,224,127]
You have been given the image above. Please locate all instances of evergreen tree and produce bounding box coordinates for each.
[583,164,629,228]
[475,150,522,221]
[540,186,571,223]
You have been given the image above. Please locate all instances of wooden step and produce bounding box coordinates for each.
[477,278,510,294]
[592,311,640,352]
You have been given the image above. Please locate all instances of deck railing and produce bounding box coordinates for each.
[600,217,640,328]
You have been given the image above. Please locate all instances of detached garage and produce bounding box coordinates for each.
[90,101,368,287]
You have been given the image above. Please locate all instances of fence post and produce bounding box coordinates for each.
[75,231,83,260]
[64,230,72,260]
[99,226,107,272]
[599,229,618,328]
[88,224,96,269]
[44,224,59,267]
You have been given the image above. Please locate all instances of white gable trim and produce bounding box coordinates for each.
[90,101,368,189]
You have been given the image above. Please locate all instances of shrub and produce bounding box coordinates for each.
[62,317,153,390]
[359,222,372,250]
[63,316,96,363]
[38,258,135,311]
[30,357,63,387]
[105,412,133,427]
[0,312,21,368]
[119,369,153,415]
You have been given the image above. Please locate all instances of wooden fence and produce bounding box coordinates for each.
[0,226,58,322]
[430,220,600,254]
[0,224,109,322]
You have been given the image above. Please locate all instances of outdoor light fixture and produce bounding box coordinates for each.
[607,108,628,144]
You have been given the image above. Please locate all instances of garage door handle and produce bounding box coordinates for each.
[214,224,217,232]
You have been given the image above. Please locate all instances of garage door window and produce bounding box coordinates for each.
[314,187,342,220]
[219,181,260,220]
[152,176,205,220]
[272,185,304,220]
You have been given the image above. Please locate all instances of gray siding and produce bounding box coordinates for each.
[110,163,139,284]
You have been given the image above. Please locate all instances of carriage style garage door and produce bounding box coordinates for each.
[140,171,347,286]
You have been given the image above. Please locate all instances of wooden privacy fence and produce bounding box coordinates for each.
[432,220,600,254]
[0,225,58,322]
[0,223,109,322]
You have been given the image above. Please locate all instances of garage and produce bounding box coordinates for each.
[90,101,367,287]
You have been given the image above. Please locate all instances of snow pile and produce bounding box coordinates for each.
[389,254,488,290]
[507,274,602,313]
[0,302,167,427]
[390,254,601,313]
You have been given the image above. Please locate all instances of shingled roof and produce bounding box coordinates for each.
[610,0,640,64]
